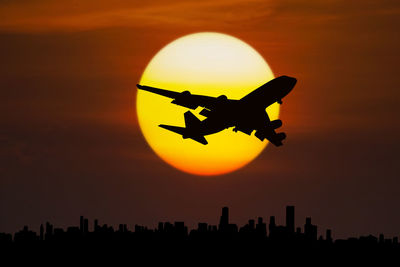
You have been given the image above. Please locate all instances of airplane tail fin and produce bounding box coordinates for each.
[184,111,201,128]
[158,111,208,145]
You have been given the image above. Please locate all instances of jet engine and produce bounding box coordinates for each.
[270,119,282,129]
[171,91,198,109]
[232,126,253,135]
[217,95,228,101]
[254,129,266,141]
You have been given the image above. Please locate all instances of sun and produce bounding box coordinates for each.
[136,32,279,176]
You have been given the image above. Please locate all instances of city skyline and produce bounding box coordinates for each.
[3,206,399,246]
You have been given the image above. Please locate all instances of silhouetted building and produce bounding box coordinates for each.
[286,206,295,234]
[0,233,12,245]
[14,226,37,243]
[219,207,229,232]
[80,216,84,233]
[157,222,164,232]
[94,219,99,232]
[40,224,44,241]
[45,222,53,240]
[304,217,317,241]
[198,223,208,233]
[208,225,217,232]
[84,218,89,234]
[326,229,332,243]
[174,222,187,236]
[164,222,173,233]
[249,219,255,231]
[54,228,64,237]
[269,216,276,235]
[256,217,267,237]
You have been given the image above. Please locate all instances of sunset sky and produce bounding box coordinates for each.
[1,0,399,238]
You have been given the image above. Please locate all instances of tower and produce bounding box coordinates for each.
[80,216,84,233]
[304,217,317,241]
[219,207,229,231]
[326,229,332,242]
[256,217,267,237]
[94,219,99,232]
[286,206,295,234]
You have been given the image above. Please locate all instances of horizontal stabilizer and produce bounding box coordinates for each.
[159,124,208,145]
[159,125,186,136]
[191,135,208,145]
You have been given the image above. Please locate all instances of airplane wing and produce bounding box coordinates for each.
[258,129,286,146]
[233,110,286,146]
[254,111,286,146]
[137,84,225,110]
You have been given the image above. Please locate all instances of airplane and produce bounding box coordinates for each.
[137,75,296,146]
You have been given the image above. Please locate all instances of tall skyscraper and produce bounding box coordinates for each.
[80,216,84,233]
[45,222,53,240]
[286,206,295,234]
[304,217,317,241]
[269,216,276,235]
[219,207,229,231]
[94,219,99,232]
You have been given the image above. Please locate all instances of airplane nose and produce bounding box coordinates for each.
[290,77,297,87]
[283,77,296,94]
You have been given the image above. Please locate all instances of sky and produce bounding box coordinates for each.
[0,0,399,239]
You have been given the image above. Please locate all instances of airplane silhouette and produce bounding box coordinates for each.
[137,76,296,146]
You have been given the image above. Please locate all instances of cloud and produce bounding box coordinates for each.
[0,0,276,32]
[1,0,399,33]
